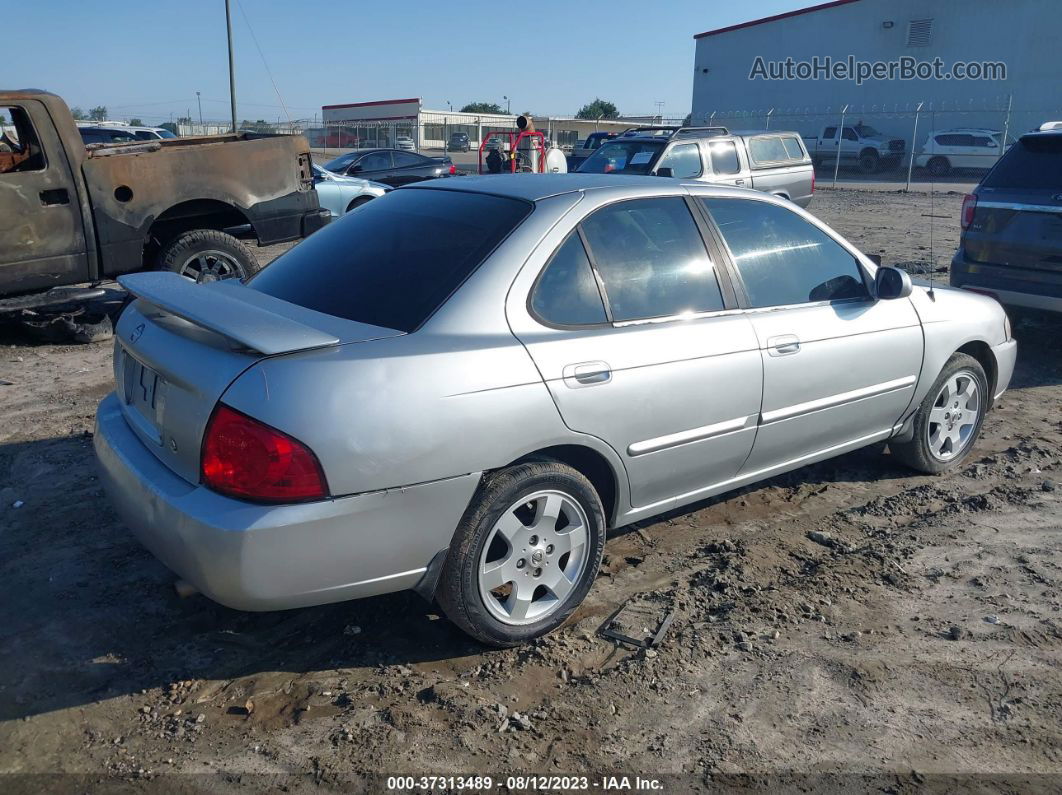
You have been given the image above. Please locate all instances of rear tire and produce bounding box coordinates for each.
[437,461,606,647]
[927,156,951,177]
[890,353,988,474]
[157,229,259,283]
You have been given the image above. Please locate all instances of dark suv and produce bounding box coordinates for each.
[447,132,470,152]
[951,131,1062,312]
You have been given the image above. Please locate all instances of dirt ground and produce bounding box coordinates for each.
[1,188,1060,793]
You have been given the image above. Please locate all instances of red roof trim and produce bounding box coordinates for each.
[319,114,419,122]
[321,97,421,110]
[693,0,861,39]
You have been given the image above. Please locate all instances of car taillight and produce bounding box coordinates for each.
[961,193,977,229]
[448,163,456,175]
[201,405,328,502]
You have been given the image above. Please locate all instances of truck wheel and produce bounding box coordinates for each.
[889,353,988,474]
[927,156,951,177]
[858,151,880,173]
[436,461,606,647]
[157,229,259,283]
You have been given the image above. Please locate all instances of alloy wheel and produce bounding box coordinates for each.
[177,250,243,283]
[926,369,980,461]
[477,490,590,625]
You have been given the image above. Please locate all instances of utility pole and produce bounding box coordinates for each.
[225,0,238,133]
[196,91,203,125]
[503,95,510,115]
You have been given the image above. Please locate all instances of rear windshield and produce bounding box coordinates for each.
[982,136,1062,190]
[249,189,531,332]
[577,140,664,174]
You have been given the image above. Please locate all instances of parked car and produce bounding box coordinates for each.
[0,90,328,312]
[951,130,1062,312]
[395,135,416,151]
[448,132,471,152]
[78,125,139,145]
[566,131,618,169]
[323,148,455,187]
[577,127,815,207]
[127,126,178,141]
[312,164,389,217]
[805,123,905,173]
[97,174,1015,646]
[915,129,1008,176]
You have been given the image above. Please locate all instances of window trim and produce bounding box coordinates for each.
[695,194,876,311]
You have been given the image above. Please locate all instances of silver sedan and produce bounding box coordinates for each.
[95,175,1017,646]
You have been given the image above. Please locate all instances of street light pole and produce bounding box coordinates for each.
[225,0,238,133]
[196,91,203,125]
[503,95,510,115]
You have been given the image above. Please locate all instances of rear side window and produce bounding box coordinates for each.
[709,140,740,174]
[531,234,607,326]
[982,136,1062,190]
[393,151,424,167]
[781,136,805,159]
[702,197,869,308]
[581,198,724,321]
[250,190,531,332]
[748,136,788,164]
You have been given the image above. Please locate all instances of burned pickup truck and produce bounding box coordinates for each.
[0,90,328,324]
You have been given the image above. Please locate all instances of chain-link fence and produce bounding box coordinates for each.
[691,98,1062,187]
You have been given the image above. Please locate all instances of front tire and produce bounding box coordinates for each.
[157,229,259,283]
[437,461,606,647]
[890,353,988,474]
[859,151,880,174]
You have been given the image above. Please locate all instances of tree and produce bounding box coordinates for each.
[575,98,619,120]
[176,116,192,125]
[69,106,86,120]
[460,102,503,114]
[89,106,108,121]
[128,118,143,127]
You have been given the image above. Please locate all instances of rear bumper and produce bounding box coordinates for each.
[951,254,1062,313]
[301,208,331,237]
[94,392,479,611]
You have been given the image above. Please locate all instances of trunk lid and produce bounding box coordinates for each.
[113,272,402,484]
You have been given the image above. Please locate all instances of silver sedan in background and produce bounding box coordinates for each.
[95,175,1016,646]
[312,163,389,217]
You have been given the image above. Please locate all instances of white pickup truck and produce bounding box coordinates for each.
[804,123,906,173]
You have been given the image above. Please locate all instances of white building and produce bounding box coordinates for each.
[691,0,1061,144]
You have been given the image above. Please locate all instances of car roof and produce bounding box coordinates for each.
[404,173,761,202]
[1020,129,1062,141]
[927,128,1001,134]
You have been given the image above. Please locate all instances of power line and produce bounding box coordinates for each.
[235,0,291,125]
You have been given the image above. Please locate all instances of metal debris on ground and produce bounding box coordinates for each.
[597,596,675,649]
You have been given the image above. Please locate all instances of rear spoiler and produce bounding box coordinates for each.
[118,272,340,355]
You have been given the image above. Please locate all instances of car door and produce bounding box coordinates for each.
[511,195,763,511]
[652,142,703,179]
[699,195,923,474]
[391,151,433,185]
[704,138,751,189]
[0,100,90,293]
[969,135,998,170]
[350,151,394,184]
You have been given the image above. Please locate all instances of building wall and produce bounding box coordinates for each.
[691,0,1061,143]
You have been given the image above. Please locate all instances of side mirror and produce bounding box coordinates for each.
[656,167,673,178]
[875,266,912,300]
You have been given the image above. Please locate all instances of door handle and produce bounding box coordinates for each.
[562,361,611,388]
[39,188,70,206]
[733,178,745,186]
[767,334,801,356]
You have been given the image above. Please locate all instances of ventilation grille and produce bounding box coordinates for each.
[907,18,933,46]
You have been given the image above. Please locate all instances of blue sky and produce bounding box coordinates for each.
[7,0,810,124]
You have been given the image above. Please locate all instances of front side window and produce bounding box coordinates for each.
[656,143,702,178]
[702,197,870,308]
[250,190,531,332]
[530,234,607,326]
[0,105,45,173]
[581,198,724,322]
[709,140,740,174]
